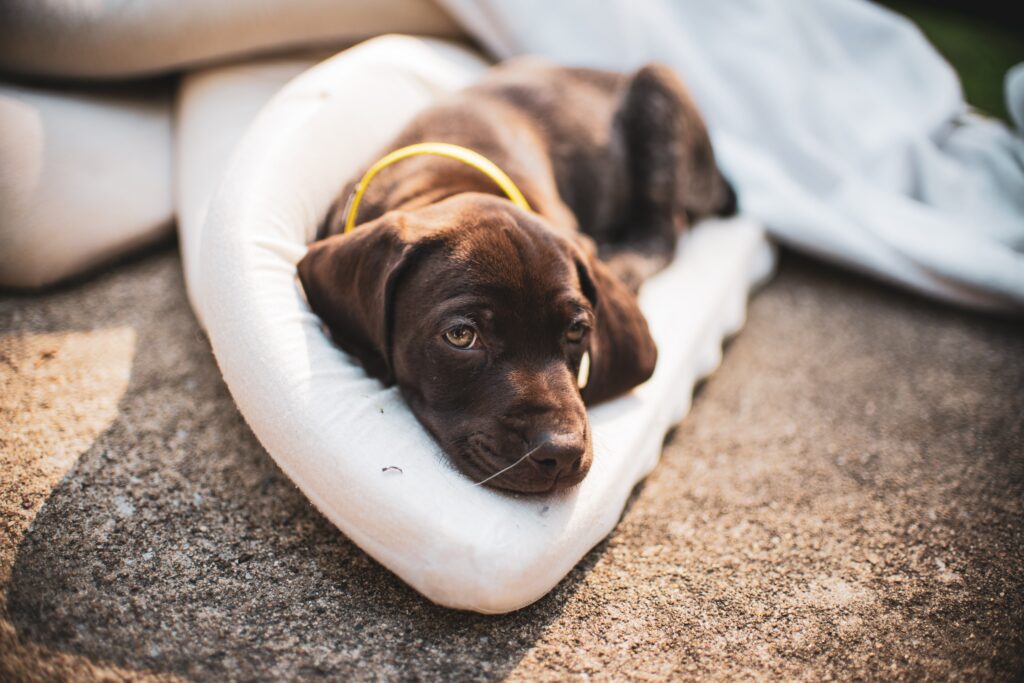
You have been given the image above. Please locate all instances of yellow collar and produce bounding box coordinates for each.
[342,142,533,233]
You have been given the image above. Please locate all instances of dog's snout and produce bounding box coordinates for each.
[530,431,586,478]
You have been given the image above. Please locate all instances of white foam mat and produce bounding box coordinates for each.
[194,36,775,613]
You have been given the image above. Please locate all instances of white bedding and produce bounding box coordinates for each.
[437,0,1024,312]
[0,0,460,78]
[191,36,774,613]
[0,83,173,288]
[176,52,328,325]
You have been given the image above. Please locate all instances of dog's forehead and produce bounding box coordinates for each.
[445,212,575,289]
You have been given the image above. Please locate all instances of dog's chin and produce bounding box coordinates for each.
[459,454,592,495]
[488,469,590,495]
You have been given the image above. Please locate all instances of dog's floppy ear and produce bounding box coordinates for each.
[297,212,425,384]
[573,243,658,405]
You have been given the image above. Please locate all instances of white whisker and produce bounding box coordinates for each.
[472,442,544,487]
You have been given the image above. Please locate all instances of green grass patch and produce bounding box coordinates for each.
[881,2,1024,121]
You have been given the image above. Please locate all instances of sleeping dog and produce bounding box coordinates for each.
[298,58,735,493]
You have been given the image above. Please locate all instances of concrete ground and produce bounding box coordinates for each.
[1,245,1022,681]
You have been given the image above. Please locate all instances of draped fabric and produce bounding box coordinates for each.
[438,0,1024,311]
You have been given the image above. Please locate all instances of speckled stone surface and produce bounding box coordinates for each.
[1,247,1022,681]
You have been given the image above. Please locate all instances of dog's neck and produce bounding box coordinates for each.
[361,155,527,218]
[327,145,581,239]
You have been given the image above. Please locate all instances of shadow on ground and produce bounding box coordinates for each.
[2,253,608,681]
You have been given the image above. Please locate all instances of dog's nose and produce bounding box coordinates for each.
[530,431,586,479]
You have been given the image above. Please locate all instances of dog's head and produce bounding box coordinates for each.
[298,193,656,493]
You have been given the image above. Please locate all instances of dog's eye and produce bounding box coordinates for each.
[443,325,478,349]
[566,321,587,343]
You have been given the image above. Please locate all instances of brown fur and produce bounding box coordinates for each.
[298,58,734,493]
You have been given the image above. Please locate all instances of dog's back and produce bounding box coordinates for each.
[323,58,735,288]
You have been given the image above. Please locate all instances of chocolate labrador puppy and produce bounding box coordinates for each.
[298,58,735,494]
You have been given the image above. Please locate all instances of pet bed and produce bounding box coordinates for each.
[176,52,326,323]
[193,36,775,613]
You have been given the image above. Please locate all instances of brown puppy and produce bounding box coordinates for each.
[298,58,735,493]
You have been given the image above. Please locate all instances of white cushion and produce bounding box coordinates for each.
[0,0,461,79]
[193,35,775,612]
[0,83,173,288]
[177,52,328,325]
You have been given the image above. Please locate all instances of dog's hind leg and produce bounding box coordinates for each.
[612,63,736,248]
[600,63,736,291]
